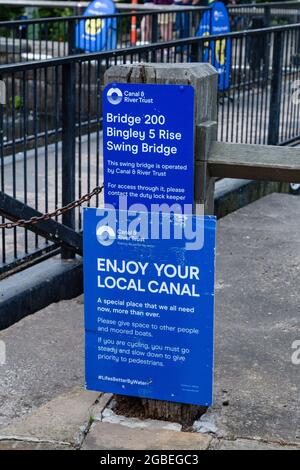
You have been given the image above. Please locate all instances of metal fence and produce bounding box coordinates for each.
[2,3,300,64]
[0,8,208,63]
[229,2,300,30]
[1,22,300,276]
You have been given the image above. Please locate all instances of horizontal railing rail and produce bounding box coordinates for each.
[1,22,300,72]
[1,0,300,9]
[0,7,210,27]
[2,3,300,28]
[1,3,300,66]
[0,6,211,64]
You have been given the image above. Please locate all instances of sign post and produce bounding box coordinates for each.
[84,63,218,423]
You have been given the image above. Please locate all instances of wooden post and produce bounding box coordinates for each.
[104,63,218,424]
[105,63,218,214]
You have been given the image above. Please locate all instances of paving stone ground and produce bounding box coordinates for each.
[0,193,299,450]
[0,297,85,428]
[82,422,212,451]
[213,193,300,444]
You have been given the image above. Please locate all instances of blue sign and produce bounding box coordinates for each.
[103,83,195,212]
[84,209,216,406]
[76,0,117,52]
[197,1,231,91]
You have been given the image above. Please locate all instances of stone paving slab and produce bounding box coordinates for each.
[214,438,299,451]
[0,386,100,447]
[0,386,208,450]
[0,297,85,429]
[82,422,212,450]
[0,440,72,450]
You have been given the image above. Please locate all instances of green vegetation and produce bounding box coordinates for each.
[30,8,73,41]
[0,6,73,22]
[9,95,23,111]
[33,8,73,20]
[0,6,24,21]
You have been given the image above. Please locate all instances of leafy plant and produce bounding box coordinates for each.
[0,6,24,21]
[9,95,23,111]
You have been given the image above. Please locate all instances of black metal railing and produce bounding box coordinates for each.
[1,23,300,275]
[229,2,300,29]
[0,8,209,64]
[2,3,300,65]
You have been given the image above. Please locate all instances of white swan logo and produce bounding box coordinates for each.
[96,224,116,246]
[214,10,224,21]
[107,87,123,105]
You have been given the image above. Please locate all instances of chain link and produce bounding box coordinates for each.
[0,185,104,229]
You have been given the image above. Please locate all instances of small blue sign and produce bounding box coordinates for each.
[197,1,231,91]
[84,209,216,406]
[76,0,117,52]
[103,83,195,212]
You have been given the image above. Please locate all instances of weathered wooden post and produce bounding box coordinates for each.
[105,63,218,216]
[103,63,218,423]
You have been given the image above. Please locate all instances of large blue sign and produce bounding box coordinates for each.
[103,83,195,212]
[84,209,216,406]
[76,0,117,52]
[197,1,231,91]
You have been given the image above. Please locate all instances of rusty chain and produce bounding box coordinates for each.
[0,185,104,229]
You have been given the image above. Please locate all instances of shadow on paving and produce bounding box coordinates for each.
[0,193,299,445]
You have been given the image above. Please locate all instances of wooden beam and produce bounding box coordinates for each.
[208,142,300,183]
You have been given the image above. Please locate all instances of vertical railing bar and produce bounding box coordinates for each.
[87,59,91,199]
[44,66,49,220]
[0,75,5,264]
[61,58,76,259]
[96,59,101,208]
[33,68,39,249]
[22,69,28,254]
[54,65,59,217]
[11,72,17,259]
[268,30,284,145]
[78,61,82,230]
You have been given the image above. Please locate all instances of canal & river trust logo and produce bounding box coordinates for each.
[107,87,123,105]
